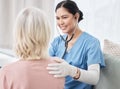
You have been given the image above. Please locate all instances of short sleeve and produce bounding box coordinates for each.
[49,36,62,56]
[87,39,105,67]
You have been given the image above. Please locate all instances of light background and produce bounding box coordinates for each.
[0,0,120,49]
[55,0,120,47]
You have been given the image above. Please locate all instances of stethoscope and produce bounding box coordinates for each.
[57,23,77,58]
[60,33,74,58]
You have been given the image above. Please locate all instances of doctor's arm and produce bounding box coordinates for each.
[47,58,100,85]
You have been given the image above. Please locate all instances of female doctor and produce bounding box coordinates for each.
[47,0,105,89]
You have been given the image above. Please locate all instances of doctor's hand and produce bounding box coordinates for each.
[47,58,77,78]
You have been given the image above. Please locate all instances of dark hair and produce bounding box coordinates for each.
[55,0,83,22]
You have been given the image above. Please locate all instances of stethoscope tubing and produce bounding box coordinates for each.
[56,23,77,58]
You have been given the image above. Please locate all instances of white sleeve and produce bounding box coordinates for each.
[77,64,100,85]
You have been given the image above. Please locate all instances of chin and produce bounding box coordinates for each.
[61,30,68,33]
[62,31,68,34]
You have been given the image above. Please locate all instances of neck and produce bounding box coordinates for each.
[67,27,82,40]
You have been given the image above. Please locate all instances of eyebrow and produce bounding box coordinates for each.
[56,14,68,18]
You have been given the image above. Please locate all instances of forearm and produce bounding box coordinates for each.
[74,64,100,85]
[47,58,100,85]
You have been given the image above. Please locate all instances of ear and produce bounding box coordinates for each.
[74,13,79,21]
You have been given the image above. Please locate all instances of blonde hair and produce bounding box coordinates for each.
[13,7,51,60]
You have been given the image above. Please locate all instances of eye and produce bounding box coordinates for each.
[62,16,68,19]
[56,17,60,20]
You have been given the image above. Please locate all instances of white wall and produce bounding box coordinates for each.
[55,0,120,47]
[0,0,55,49]
[0,0,120,49]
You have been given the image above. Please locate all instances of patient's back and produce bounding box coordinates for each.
[0,57,65,89]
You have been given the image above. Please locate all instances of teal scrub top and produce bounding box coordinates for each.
[49,32,105,89]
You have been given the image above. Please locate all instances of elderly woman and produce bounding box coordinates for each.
[0,7,64,89]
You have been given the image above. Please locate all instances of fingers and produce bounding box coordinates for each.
[54,74,64,78]
[53,58,64,63]
[47,67,64,78]
[46,67,59,71]
[48,70,61,75]
[46,59,66,78]
[48,71,64,78]
[47,63,60,71]
[47,63,60,67]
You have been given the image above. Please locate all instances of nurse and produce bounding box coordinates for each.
[47,0,105,89]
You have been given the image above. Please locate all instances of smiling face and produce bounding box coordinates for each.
[56,7,77,35]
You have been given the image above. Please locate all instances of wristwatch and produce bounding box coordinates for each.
[73,68,80,80]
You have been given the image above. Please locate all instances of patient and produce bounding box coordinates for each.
[0,7,64,89]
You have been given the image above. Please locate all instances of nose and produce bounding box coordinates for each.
[59,19,64,25]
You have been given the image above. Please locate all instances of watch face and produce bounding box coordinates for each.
[73,68,80,80]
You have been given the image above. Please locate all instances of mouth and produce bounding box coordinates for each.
[60,26,66,30]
